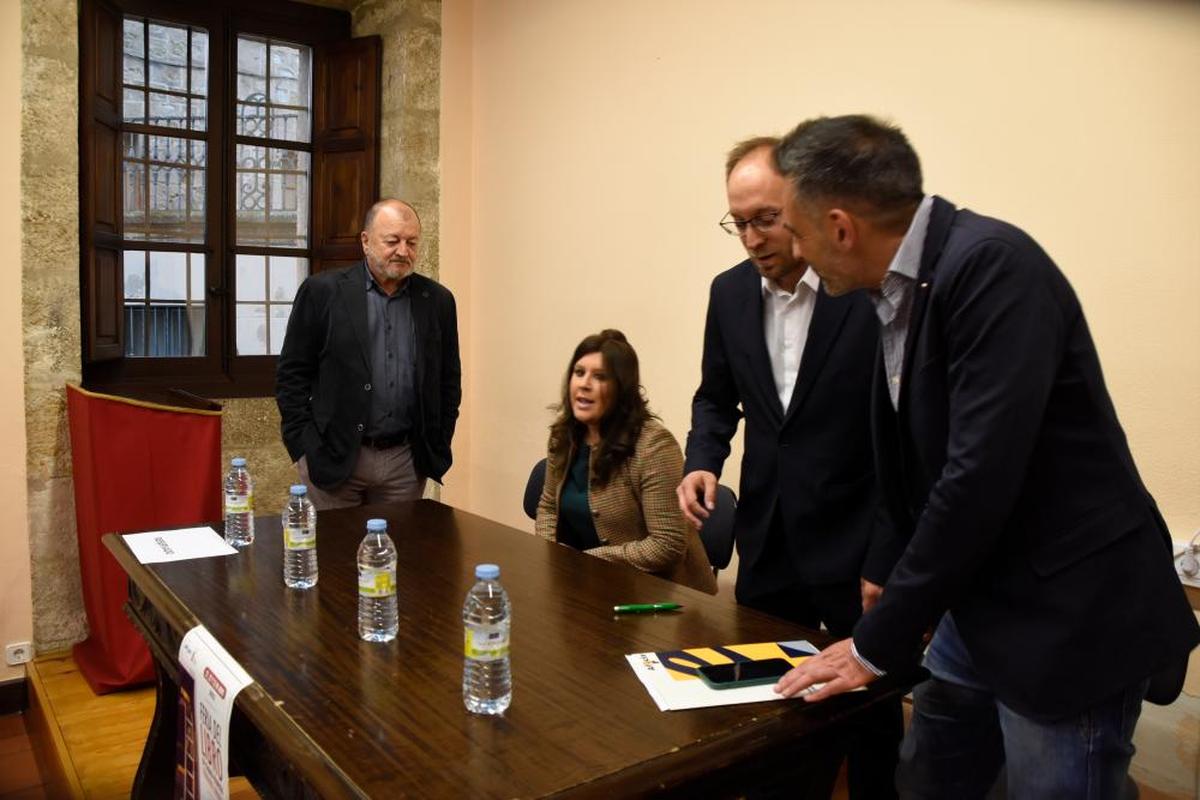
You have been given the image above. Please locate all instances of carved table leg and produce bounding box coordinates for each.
[132,655,180,799]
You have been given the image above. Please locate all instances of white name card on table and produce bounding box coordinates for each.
[177,625,254,800]
[123,527,236,564]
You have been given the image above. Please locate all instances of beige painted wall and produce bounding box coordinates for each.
[438,0,472,508]
[439,0,1200,548]
[2,0,34,685]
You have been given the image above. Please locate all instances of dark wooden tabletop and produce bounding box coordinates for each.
[105,500,910,799]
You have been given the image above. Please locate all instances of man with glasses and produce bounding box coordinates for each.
[677,138,902,798]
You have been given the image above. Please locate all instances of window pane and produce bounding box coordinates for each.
[124,135,204,244]
[234,256,306,355]
[236,255,266,302]
[124,132,144,159]
[235,146,309,247]
[146,302,200,356]
[188,169,206,240]
[191,254,205,301]
[123,250,147,300]
[236,38,267,138]
[236,101,268,139]
[188,140,205,167]
[268,43,310,142]
[123,163,146,237]
[149,251,187,300]
[190,31,208,97]
[147,164,182,238]
[269,305,292,355]
[123,88,145,124]
[124,251,205,358]
[236,37,311,143]
[268,256,306,302]
[122,135,145,238]
[269,106,310,144]
[269,44,303,104]
[149,91,188,128]
[125,308,146,357]
[186,305,206,356]
[126,135,204,243]
[148,134,188,165]
[190,98,207,132]
[236,303,268,355]
[147,23,188,92]
[235,144,267,242]
[123,19,144,86]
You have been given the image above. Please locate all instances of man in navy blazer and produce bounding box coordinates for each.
[773,115,1199,798]
[276,199,461,508]
[678,138,902,799]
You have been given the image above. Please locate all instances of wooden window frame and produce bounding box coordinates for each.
[80,0,379,399]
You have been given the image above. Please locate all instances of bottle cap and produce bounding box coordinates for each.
[231,457,247,467]
[475,563,500,580]
[289,484,307,495]
[366,518,387,532]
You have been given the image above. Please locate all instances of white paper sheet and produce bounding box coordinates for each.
[123,527,236,564]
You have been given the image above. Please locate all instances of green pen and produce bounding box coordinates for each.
[613,602,683,614]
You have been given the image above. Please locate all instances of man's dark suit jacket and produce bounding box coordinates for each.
[685,260,900,599]
[855,196,1199,719]
[275,263,462,488]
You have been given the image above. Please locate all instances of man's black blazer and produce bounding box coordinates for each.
[276,263,462,488]
[855,196,1199,719]
[685,260,900,597]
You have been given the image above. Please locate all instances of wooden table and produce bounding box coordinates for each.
[105,500,917,799]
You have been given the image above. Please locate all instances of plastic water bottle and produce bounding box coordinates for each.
[463,563,512,715]
[282,485,317,589]
[223,457,254,547]
[357,518,398,642]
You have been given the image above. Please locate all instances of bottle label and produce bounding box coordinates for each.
[464,623,510,661]
[224,492,250,514]
[358,566,396,598]
[284,524,315,550]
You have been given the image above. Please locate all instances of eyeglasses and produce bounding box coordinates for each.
[719,210,782,236]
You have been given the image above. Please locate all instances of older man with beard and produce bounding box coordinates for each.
[276,198,461,509]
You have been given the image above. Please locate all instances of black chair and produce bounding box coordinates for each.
[522,458,548,520]
[701,485,738,572]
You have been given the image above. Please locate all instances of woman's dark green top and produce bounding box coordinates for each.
[556,444,601,551]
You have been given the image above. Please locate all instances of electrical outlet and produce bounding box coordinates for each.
[5,641,32,665]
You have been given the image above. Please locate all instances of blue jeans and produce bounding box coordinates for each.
[898,614,1146,800]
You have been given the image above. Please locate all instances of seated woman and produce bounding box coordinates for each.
[535,329,717,594]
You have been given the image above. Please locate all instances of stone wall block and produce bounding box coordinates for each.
[27,474,88,652]
[221,397,296,519]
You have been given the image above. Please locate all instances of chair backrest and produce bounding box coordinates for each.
[522,458,548,520]
[700,484,737,570]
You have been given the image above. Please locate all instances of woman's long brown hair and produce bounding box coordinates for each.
[547,329,653,487]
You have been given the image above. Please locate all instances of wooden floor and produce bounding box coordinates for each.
[0,712,44,799]
[4,651,1195,799]
[7,652,256,799]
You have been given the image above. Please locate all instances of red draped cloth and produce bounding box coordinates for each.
[66,384,223,694]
